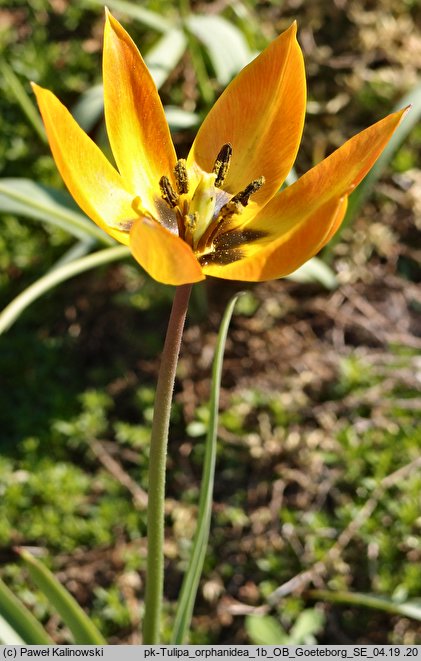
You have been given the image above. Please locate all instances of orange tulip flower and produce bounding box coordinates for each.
[32,11,408,286]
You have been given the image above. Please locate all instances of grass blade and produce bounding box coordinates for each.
[0,245,130,334]
[18,549,106,644]
[0,576,53,644]
[0,179,111,244]
[171,292,243,644]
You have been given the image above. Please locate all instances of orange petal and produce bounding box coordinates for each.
[32,83,137,246]
[103,11,177,212]
[187,23,306,210]
[203,107,408,281]
[202,196,348,281]
[130,220,205,285]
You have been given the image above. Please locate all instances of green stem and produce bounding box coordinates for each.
[143,283,192,644]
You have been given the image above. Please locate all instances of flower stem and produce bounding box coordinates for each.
[143,283,192,644]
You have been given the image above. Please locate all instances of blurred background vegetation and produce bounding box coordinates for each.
[0,0,420,645]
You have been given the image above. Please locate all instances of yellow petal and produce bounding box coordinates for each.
[103,11,177,212]
[203,107,408,281]
[187,23,306,210]
[32,83,137,246]
[130,220,205,285]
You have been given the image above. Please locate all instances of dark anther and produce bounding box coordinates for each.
[231,176,265,207]
[159,176,179,208]
[213,143,233,188]
[174,159,189,195]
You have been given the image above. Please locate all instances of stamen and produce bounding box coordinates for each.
[174,159,189,195]
[159,176,179,208]
[213,143,233,188]
[231,176,265,206]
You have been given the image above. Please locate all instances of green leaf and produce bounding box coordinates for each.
[82,0,173,33]
[289,609,325,644]
[245,615,288,645]
[171,292,243,644]
[18,549,106,644]
[0,61,46,143]
[0,576,53,644]
[246,609,324,645]
[0,179,111,244]
[286,256,338,289]
[165,106,199,131]
[0,614,25,645]
[186,15,253,85]
[0,245,130,334]
[309,589,421,621]
[146,29,187,90]
[325,82,421,254]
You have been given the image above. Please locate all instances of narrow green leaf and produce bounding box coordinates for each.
[0,245,130,334]
[0,576,53,644]
[325,83,421,254]
[286,256,338,289]
[0,61,46,143]
[82,0,173,33]
[0,614,25,645]
[186,15,253,85]
[19,549,106,644]
[171,292,243,644]
[309,589,421,621]
[0,179,111,244]
[52,238,97,269]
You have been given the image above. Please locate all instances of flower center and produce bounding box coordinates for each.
[158,144,265,257]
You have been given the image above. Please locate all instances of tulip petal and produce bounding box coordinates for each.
[32,83,138,246]
[103,11,177,213]
[201,196,347,281]
[130,219,205,285]
[203,107,408,281]
[187,23,306,210]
